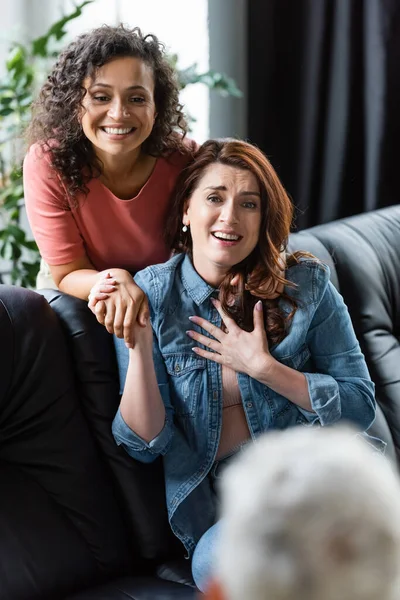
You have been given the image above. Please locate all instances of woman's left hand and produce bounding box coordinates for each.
[186,299,273,378]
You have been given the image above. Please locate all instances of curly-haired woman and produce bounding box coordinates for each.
[24,25,197,346]
[92,138,377,592]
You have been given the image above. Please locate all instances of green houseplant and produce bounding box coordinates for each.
[0,0,241,287]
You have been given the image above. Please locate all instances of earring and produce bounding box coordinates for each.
[182,224,188,233]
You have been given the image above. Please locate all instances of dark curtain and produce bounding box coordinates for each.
[247,0,400,230]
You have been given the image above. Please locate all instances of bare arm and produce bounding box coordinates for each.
[51,255,103,299]
[118,320,166,442]
[251,358,312,411]
[50,255,148,347]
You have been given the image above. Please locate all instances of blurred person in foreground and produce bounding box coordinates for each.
[205,426,400,600]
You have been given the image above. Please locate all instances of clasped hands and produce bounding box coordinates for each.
[88,270,149,348]
[89,274,273,377]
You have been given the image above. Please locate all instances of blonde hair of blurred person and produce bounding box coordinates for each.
[206,427,400,600]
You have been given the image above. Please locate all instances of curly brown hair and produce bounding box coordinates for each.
[166,138,314,345]
[27,25,188,202]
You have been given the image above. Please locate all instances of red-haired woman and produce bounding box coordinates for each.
[93,138,376,592]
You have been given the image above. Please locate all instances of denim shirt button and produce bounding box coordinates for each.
[174,364,181,373]
[246,402,253,408]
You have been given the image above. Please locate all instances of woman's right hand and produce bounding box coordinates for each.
[88,269,149,348]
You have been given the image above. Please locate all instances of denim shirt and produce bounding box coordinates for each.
[112,253,376,555]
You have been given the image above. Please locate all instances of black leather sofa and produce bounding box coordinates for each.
[1,205,399,599]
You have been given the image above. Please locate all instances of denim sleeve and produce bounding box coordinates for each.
[112,335,175,463]
[111,270,175,463]
[304,277,376,430]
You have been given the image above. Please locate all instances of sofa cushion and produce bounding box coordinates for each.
[0,286,131,600]
[41,290,184,564]
[65,575,197,599]
[290,206,400,463]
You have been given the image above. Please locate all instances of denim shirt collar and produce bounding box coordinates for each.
[180,254,217,306]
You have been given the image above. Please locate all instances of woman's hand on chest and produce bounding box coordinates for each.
[186,298,273,379]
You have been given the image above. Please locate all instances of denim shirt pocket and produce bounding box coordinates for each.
[163,352,206,417]
[266,344,314,426]
[276,344,311,371]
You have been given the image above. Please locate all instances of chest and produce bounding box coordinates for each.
[99,155,157,200]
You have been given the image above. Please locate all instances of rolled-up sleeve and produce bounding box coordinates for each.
[112,270,175,462]
[112,397,174,463]
[304,278,376,430]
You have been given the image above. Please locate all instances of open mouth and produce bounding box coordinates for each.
[101,127,136,135]
[211,232,242,242]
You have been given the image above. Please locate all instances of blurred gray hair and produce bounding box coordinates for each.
[216,427,400,600]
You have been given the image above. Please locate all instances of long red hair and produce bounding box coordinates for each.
[166,138,309,345]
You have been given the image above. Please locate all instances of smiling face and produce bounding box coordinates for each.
[183,163,262,286]
[80,56,156,159]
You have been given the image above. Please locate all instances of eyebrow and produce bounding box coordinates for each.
[204,185,261,197]
[88,83,148,92]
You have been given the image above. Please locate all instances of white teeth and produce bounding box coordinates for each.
[213,232,240,241]
[103,127,133,135]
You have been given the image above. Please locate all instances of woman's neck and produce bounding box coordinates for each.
[191,254,229,288]
[95,147,157,199]
[96,147,142,180]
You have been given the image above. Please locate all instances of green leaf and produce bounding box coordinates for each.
[0,107,14,117]
[179,68,243,97]
[31,36,48,58]
[0,240,13,260]
[168,53,179,69]
[0,96,14,106]
[15,72,34,94]
[21,240,38,251]
[6,45,26,74]
[5,224,26,243]
[10,208,20,220]
[17,94,33,107]
[10,167,23,181]
[22,260,40,274]
[11,266,21,285]
[2,194,22,209]
[21,260,40,287]
[0,183,23,205]
[32,0,94,57]
[6,183,23,197]
[11,242,22,260]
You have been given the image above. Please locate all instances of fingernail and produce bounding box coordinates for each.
[125,343,133,349]
[192,347,199,353]
[256,300,263,311]
[188,316,196,321]
[186,330,194,337]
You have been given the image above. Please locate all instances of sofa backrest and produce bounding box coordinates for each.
[289,205,400,464]
[0,286,132,600]
[42,290,184,565]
